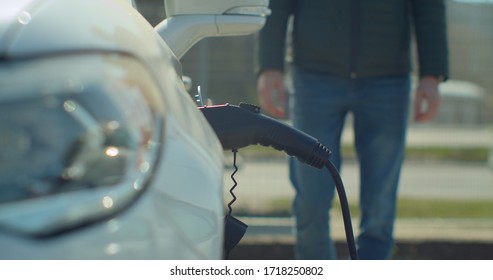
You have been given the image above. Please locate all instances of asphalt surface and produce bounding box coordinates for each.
[222,126,493,259]
[224,158,493,211]
[224,126,493,211]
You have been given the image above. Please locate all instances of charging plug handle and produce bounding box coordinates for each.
[199,103,331,169]
[200,103,359,260]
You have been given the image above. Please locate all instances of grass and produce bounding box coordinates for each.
[395,199,493,218]
[240,145,490,163]
[246,198,493,219]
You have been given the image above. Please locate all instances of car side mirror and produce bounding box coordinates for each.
[155,0,270,59]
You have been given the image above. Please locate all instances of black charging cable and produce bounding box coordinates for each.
[200,103,359,260]
[325,160,358,260]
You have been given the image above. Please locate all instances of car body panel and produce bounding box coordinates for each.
[0,0,225,259]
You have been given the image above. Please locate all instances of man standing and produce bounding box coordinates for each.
[256,0,448,259]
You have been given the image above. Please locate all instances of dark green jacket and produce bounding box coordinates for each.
[257,0,449,79]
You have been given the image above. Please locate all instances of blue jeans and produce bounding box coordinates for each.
[289,68,411,259]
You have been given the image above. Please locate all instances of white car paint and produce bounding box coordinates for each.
[0,0,267,259]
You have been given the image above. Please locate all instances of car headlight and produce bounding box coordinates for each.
[0,53,164,236]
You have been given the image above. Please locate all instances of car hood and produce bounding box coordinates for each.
[0,0,162,59]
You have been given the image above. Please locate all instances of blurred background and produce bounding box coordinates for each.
[139,0,493,120]
[136,0,493,259]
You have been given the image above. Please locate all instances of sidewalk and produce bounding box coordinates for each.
[238,217,493,243]
[403,125,493,148]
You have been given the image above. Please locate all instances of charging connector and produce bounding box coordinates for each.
[200,103,331,169]
[200,103,359,260]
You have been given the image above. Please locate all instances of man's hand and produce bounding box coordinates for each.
[414,75,442,122]
[257,70,286,118]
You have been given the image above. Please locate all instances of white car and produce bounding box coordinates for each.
[0,0,269,259]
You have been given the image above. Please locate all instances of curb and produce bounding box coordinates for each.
[228,217,493,260]
[229,240,493,260]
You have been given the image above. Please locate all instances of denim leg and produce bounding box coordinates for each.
[352,77,411,259]
[289,68,350,259]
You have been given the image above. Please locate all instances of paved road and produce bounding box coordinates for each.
[224,158,493,213]
[223,126,493,213]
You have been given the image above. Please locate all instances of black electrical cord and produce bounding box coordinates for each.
[227,149,239,216]
[325,160,359,260]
